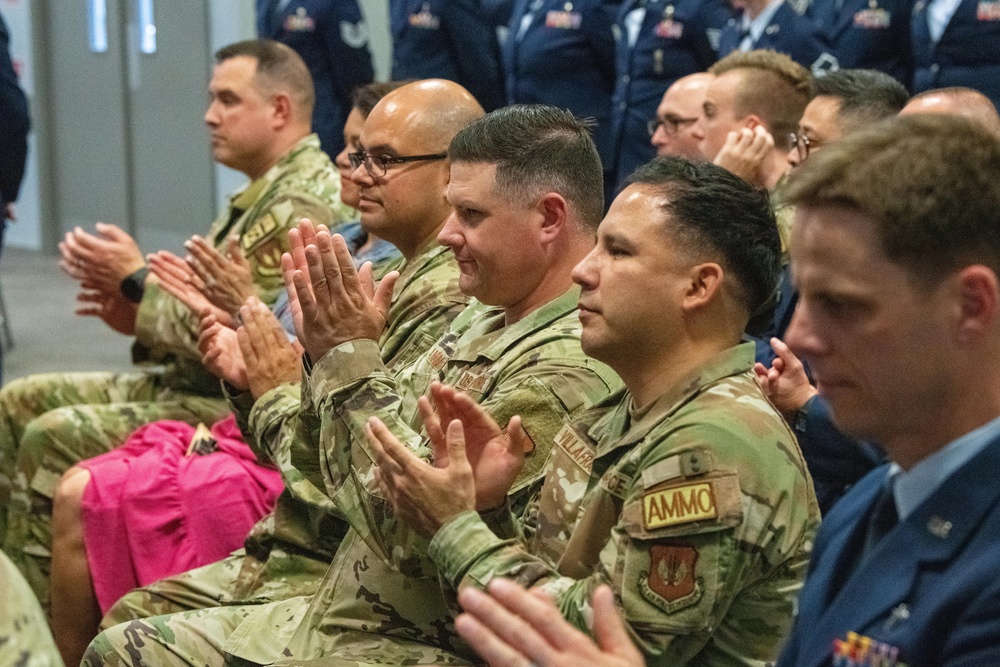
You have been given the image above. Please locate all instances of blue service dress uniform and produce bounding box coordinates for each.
[717,0,838,73]
[389,0,506,110]
[777,435,1000,667]
[911,0,1000,108]
[808,0,914,85]
[257,0,374,155]
[503,0,621,170]
[608,0,733,191]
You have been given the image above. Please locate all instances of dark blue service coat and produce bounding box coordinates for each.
[503,0,620,167]
[257,0,375,155]
[777,434,1000,667]
[717,0,837,72]
[608,0,733,189]
[912,0,1000,109]
[0,12,29,215]
[808,0,914,85]
[390,0,506,110]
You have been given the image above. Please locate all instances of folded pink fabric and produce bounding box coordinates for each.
[80,415,282,613]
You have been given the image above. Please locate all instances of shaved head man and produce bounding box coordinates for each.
[352,79,485,258]
[900,87,1000,137]
[650,73,713,160]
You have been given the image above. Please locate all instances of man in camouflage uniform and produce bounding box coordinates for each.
[371,157,820,666]
[100,79,480,626]
[1,550,62,667]
[84,105,622,666]
[0,39,353,605]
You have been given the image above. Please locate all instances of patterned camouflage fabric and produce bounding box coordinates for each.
[102,242,466,626]
[429,342,821,667]
[0,134,350,609]
[85,287,621,667]
[0,549,63,667]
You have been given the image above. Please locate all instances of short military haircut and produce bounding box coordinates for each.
[447,105,605,230]
[626,157,781,321]
[709,49,812,149]
[352,81,408,117]
[215,39,315,120]
[811,69,908,133]
[785,114,1000,288]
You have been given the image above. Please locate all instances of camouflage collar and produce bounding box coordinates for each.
[228,134,322,211]
[391,241,450,305]
[589,342,756,457]
[448,286,582,362]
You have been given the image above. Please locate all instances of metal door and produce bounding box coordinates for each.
[45,0,218,254]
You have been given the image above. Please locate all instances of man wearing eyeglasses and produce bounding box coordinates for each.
[650,73,712,159]
[788,68,908,169]
[757,69,906,513]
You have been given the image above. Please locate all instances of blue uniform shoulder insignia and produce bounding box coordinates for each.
[340,20,370,47]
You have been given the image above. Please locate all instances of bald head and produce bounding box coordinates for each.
[652,73,713,159]
[900,87,1000,137]
[370,79,486,152]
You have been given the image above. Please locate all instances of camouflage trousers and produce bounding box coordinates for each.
[102,543,331,628]
[1,549,61,667]
[0,370,229,609]
[86,594,476,667]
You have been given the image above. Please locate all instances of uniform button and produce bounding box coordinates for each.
[930,63,940,73]
[622,74,631,83]
[619,101,627,110]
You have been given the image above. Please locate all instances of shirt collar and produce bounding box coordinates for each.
[891,413,1000,520]
[743,0,785,43]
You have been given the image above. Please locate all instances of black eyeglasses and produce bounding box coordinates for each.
[348,151,447,177]
[788,132,812,161]
[647,115,699,137]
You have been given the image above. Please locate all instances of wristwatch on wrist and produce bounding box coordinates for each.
[120,266,150,303]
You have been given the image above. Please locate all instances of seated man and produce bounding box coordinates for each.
[90,80,477,634]
[85,104,621,667]
[649,73,713,161]
[776,114,1000,666]
[694,49,811,195]
[0,39,352,608]
[370,156,819,666]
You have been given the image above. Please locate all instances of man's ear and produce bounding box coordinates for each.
[744,115,764,131]
[682,263,724,312]
[537,192,569,243]
[271,93,293,128]
[954,265,1000,345]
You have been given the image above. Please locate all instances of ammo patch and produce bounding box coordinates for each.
[643,482,717,530]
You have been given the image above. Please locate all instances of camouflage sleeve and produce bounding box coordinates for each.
[429,418,813,667]
[243,382,302,466]
[310,338,618,571]
[133,281,202,363]
[0,550,61,667]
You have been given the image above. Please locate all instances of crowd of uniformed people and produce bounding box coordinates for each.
[3,0,1000,666]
